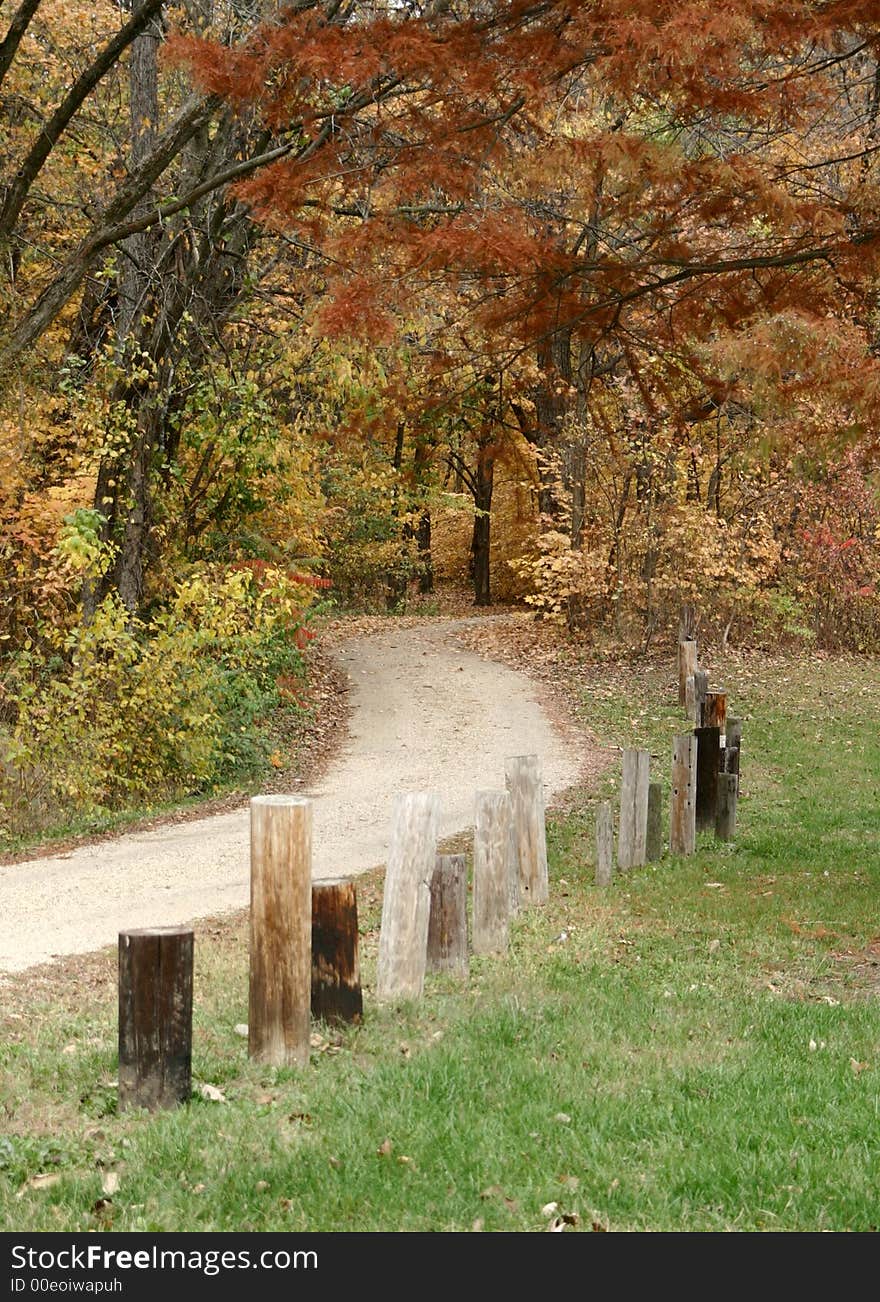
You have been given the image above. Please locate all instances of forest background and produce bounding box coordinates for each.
[3,0,880,848]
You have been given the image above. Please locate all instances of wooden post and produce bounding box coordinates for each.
[678,639,697,707]
[618,748,650,871]
[507,815,520,916]
[678,602,696,642]
[703,691,727,733]
[427,854,468,975]
[693,669,709,726]
[694,726,721,832]
[670,735,697,856]
[725,717,742,783]
[377,791,440,1000]
[473,791,511,954]
[685,674,697,723]
[595,801,613,886]
[505,755,548,907]
[646,782,663,861]
[715,772,738,841]
[249,795,312,1068]
[118,927,193,1112]
[311,880,363,1025]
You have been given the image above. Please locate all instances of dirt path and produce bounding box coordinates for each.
[0,617,582,974]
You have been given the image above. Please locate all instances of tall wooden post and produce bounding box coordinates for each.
[377,792,440,1000]
[694,726,721,832]
[685,674,697,723]
[678,639,697,707]
[507,815,520,916]
[427,854,468,975]
[715,773,738,842]
[595,802,613,886]
[311,880,363,1025]
[249,795,312,1068]
[646,782,663,861]
[618,748,650,871]
[473,791,511,954]
[725,717,742,783]
[118,927,193,1112]
[505,755,549,907]
[670,735,697,856]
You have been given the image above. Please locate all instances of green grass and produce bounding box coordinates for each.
[2,649,879,1232]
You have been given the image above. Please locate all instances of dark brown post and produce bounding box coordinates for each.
[311,880,363,1025]
[249,795,312,1067]
[678,639,697,707]
[118,927,193,1112]
[703,691,727,733]
[670,735,697,855]
[694,726,721,832]
[427,854,468,975]
[715,773,738,841]
[595,802,613,886]
[646,782,663,861]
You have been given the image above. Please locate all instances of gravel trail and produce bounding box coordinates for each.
[0,617,581,973]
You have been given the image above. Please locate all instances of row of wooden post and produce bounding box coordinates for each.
[594,634,743,883]
[118,755,548,1111]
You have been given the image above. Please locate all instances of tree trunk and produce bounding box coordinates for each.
[471,436,494,606]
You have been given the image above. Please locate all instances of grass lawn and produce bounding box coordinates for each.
[1,648,878,1232]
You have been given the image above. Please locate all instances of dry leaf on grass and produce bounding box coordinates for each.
[18,1173,61,1196]
[376,1138,393,1157]
[101,1171,119,1196]
[196,1083,227,1103]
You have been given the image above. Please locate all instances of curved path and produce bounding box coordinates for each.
[0,618,580,973]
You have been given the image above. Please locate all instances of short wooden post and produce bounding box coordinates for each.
[670,735,697,856]
[715,772,738,841]
[118,927,193,1112]
[595,802,613,886]
[427,854,468,975]
[703,691,727,733]
[646,782,663,861]
[694,726,721,832]
[505,755,549,907]
[678,639,697,707]
[311,880,363,1025]
[618,748,650,871]
[377,791,440,1000]
[249,795,312,1068]
[725,717,742,783]
[473,791,511,954]
[693,669,709,725]
[685,674,697,723]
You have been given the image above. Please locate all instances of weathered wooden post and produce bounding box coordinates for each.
[249,795,312,1068]
[685,674,697,723]
[670,735,697,856]
[595,801,613,886]
[311,880,363,1025]
[693,669,709,725]
[724,717,742,783]
[703,691,727,733]
[694,726,721,832]
[618,748,650,871]
[507,815,520,916]
[505,755,549,907]
[646,782,663,861]
[715,772,738,841]
[118,926,193,1112]
[377,791,440,1000]
[473,791,511,954]
[427,853,468,975]
[678,639,697,707]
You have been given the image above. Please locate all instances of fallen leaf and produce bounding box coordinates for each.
[708,939,721,954]
[850,1058,870,1075]
[471,1218,484,1232]
[18,1173,61,1196]
[541,1201,559,1217]
[377,1138,393,1157]
[591,1220,608,1232]
[559,1175,580,1190]
[233,1024,249,1038]
[255,1181,269,1193]
[554,1112,572,1124]
[288,1112,312,1125]
[328,1156,342,1170]
[546,1217,567,1232]
[101,1171,119,1196]
[196,1083,227,1103]
[62,1044,77,1056]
